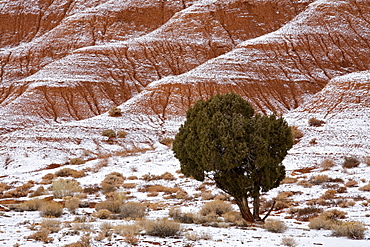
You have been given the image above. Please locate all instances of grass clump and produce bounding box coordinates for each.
[102,129,116,139]
[342,156,360,168]
[119,202,147,219]
[141,218,181,237]
[39,201,63,217]
[332,221,367,239]
[50,178,82,198]
[264,219,288,233]
[199,200,233,216]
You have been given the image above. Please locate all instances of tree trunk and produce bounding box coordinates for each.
[235,196,254,222]
[253,191,261,221]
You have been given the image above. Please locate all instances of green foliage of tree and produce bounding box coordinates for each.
[172,93,293,222]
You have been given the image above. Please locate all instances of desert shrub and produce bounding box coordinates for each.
[290,125,303,143]
[83,185,101,194]
[19,198,43,211]
[308,117,325,127]
[41,173,56,184]
[142,218,181,237]
[175,190,189,200]
[338,199,356,208]
[332,221,367,239]
[264,219,288,233]
[39,201,63,217]
[0,182,10,194]
[160,172,175,180]
[93,209,112,219]
[71,223,93,232]
[139,184,181,194]
[117,130,128,138]
[309,209,347,230]
[55,168,85,178]
[119,202,147,219]
[95,199,123,213]
[2,181,34,198]
[342,156,360,168]
[281,237,297,247]
[185,231,212,241]
[65,197,80,214]
[30,186,46,197]
[320,189,337,200]
[281,177,298,184]
[297,180,313,188]
[200,200,233,216]
[309,175,329,185]
[321,159,335,170]
[101,172,125,194]
[309,216,335,230]
[159,138,174,146]
[27,229,53,243]
[289,207,323,221]
[63,235,91,247]
[69,157,86,165]
[201,190,215,200]
[359,183,370,191]
[50,178,82,198]
[102,129,116,138]
[108,106,122,117]
[41,219,61,233]
[222,211,247,226]
[169,208,196,224]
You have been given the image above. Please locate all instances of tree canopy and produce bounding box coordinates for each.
[172,93,293,222]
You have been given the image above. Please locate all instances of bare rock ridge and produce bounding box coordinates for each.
[125,0,370,119]
[0,0,312,132]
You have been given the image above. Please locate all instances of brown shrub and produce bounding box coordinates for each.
[290,125,303,143]
[200,200,233,216]
[281,177,298,184]
[119,202,147,219]
[117,130,128,138]
[41,219,61,233]
[160,172,175,181]
[332,221,367,239]
[101,172,125,194]
[108,106,122,117]
[222,211,246,226]
[308,118,325,127]
[50,178,82,198]
[297,180,313,188]
[309,175,329,185]
[320,189,337,200]
[141,218,181,237]
[41,173,56,184]
[321,159,335,170]
[159,138,174,146]
[342,156,360,168]
[65,198,80,214]
[19,199,44,211]
[69,158,86,165]
[55,168,85,178]
[83,185,101,194]
[264,219,288,233]
[281,237,297,247]
[93,209,112,219]
[139,185,181,194]
[363,156,370,166]
[27,229,53,243]
[30,186,46,197]
[289,207,323,221]
[39,201,63,217]
[169,208,196,224]
[95,200,123,213]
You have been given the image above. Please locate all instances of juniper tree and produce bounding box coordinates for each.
[172,93,293,222]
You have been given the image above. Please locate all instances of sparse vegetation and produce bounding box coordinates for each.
[281,237,297,247]
[39,201,63,217]
[264,219,288,233]
[108,106,122,117]
[308,117,325,127]
[119,202,147,219]
[50,178,82,198]
[332,221,367,239]
[102,129,117,139]
[199,200,233,216]
[141,218,181,237]
[342,156,360,168]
